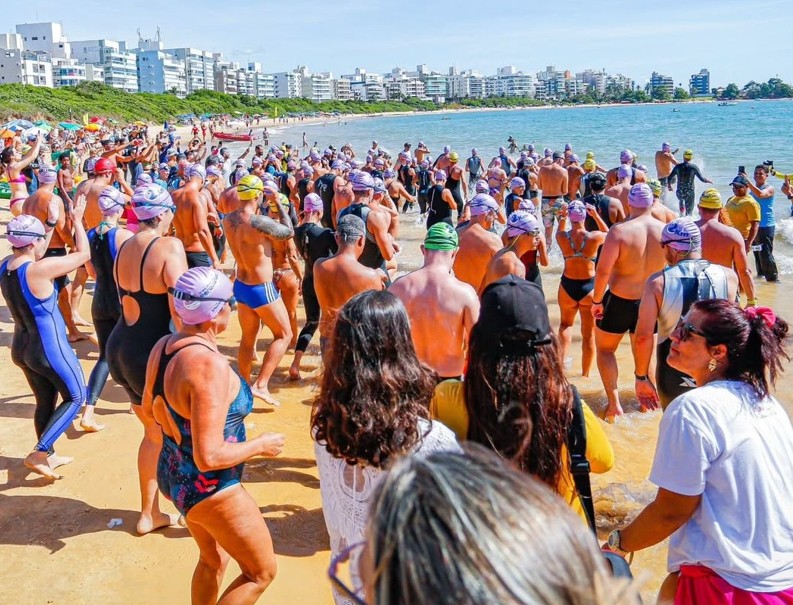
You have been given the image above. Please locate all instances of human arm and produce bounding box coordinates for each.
[250,203,294,241]
[115,168,135,196]
[693,164,711,184]
[609,198,626,224]
[191,196,220,268]
[17,136,42,169]
[745,221,760,251]
[746,180,774,199]
[285,238,303,281]
[732,241,756,304]
[237,145,251,160]
[590,233,619,319]
[616,488,701,552]
[370,212,396,261]
[33,194,89,281]
[537,234,549,266]
[442,188,457,210]
[633,278,662,410]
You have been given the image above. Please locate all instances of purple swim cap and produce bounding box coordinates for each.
[374,158,385,167]
[444,145,451,154]
[383,169,395,179]
[206,165,222,178]
[570,154,580,163]
[132,184,174,220]
[617,164,633,179]
[628,183,654,208]
[372,178,386,193]
[544,148,552,157]
[7,215,45,248]
[251,157,263,166]
[528,144,535,151]
[303,166,314,177]
[350,171,375,192]
[498,146,506,154]
[661,217,701,253]
[99,187,126,215]
[620,149,632,164]
[38,167,57,185]
[475,179,489,193]
[520,151,528,159]
[568,200,587,223]
[506,211,540,238]
[303,192,323,213]
[517,199,535,212]
[471,148,478,155]
[662,142,671,152]
[510,177,526,191]
[331,159,344,170]
[309,151,321,162]
[434,170,447,182]
[565,143,572,151]
[137,173,153,187]
[351,159,365,169]
[420,160,429,169]
[468,193,499,217]
[171,267,233,325]
[287,160,297,170]
[263,181,280,195]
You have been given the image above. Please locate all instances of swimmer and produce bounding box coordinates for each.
[144,267,284,603]
[425,170,457,230]
[537,151,569,245]
[313,215,387,364]
[606,149,647,187]
[604,164,634,217]
[384,169,416,214]
[266,195,303,350]
[654,142,679,200]
[223,175,294,407]
[667,149,712,216]
[582,173,624,231]
[1,202,89,479]
[646,179,677,223]
[556,201,607,377]
[480,211,546,293]
[172,164,222,269]
[445,152,468,218]
[566,155,584,200]
[82,187,133,432]
[106,184,188,534]
[453,194,503,290]
[389,223,480,380]
[694,188,756,304]
[1,133,42,216]
[591,184,666,422]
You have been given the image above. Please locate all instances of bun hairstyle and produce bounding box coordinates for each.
[694,299,789,398]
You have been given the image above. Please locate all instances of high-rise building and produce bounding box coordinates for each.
[52,58,86,88]
[272,70,302,98]
[649,71,674,97]
[689,68,710,97]
[0,48,53,87]
[71,39,138,92]
[165,48,215,93]
[137,50,187,95]
[15,22,71,60]
[248,64,275,99]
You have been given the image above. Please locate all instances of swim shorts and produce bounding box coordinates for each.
[541,196,565,228]
[185,250,211,268]
[596,290,641,334]
[233,280,280,309]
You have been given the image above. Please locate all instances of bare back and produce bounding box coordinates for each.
[171,186,205,252]
[23,189,69,248]
[655,151,677,179]
[601,215,665,299]
[479,249,526,294]
[83,178,108,230]
[697,218,745,268]
[538,164,567,197]
[453,223,502,289]
[223,208,276,284]
[605,182,632,215]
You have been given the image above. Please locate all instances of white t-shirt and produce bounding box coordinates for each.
[315,419,460,605]
[650,380,793,591]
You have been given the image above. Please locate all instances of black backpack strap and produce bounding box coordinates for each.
[567,386,597,534]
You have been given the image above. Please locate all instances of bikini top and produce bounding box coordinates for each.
[563,231,597,263]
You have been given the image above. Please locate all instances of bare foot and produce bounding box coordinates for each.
[24,452,62,480]
[252,349,262,363]
[137,512,181,535]
[288,364,302,381]
[251,386,281,407]
[68,331,91,343]
[73,315,93,327]
[604,402,624,424]
[47,454,74,470]
[80,419,106,432]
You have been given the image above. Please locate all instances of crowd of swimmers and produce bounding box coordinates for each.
[2,124,793,605]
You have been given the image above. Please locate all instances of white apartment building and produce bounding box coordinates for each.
[0,49,53,87]
[165,48,215,93]
[493,66,534,98]
[213,57,239,95]
[16,22,71,60]
[137,50,187,95]
[272,70,302,98]
[72,39,138,92]
[577,69,607,95]
[421,73,447,101]
[333,78,353,101]
[0,33,24,51]
[248,64,275,99]
[53,58,86,88]
[302,71,334,103]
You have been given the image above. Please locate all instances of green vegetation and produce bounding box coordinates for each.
[718,78,793,100]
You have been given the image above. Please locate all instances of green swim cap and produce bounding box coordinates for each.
[424,222,459,251]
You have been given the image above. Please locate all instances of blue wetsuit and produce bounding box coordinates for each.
[85,226,121,406]
[0,259,86,453]
[154,340,253,515]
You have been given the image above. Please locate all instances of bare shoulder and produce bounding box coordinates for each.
[159,236,186,254]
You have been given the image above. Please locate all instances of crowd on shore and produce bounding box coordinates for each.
[2,118,793,605]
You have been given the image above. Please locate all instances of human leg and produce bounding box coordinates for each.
[557,284,578,369]
[185,516,231,605]
[252,298,292,406]
[237,304,261,385]
[20,366,64,479]
[594,329,625,422]
[82,316,117,430]
[291,278,320,380]
[758,226,778,281]
[275,271,300,349]
[70,265,91,326]
[579,297,596,377]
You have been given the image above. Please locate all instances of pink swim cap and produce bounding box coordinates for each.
[7,214,45,248]
[469,193,499,217]
[38,167,57,185]
[132,184,175,220]
[303,193,323,213]
[350,171,375,192]
[628,183,654,208]
[99,186,126,215]
[170,267,233,325]
[568,200,587,223]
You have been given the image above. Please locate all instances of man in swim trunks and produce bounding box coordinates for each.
[56,153,76,210]
[605,164,634,217]
[694,188,756,305]
[537,151,569,245]
[667,149,712,216]
[313,214,387,363]
[633,218,737,410]
[465,148,485,195]
[223,174,294,406]
[453,194,503,290]
[566,155,584,201]
[389,223,480,380]
[591,184,666,422]
[654,142,678,201]
[172,164,221,269]
[414,141,430,164]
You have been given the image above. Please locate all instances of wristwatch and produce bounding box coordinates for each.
[607,529,629,555]
[634,374,649,381]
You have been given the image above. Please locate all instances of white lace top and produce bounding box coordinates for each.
[315,418,460,604]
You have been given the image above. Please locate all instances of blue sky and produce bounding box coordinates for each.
[5,0,792,87]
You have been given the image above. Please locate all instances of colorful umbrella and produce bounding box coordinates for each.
[0,128,15,138]
[59,122,82,131]
[33,120,53,132]
[84,123,101,132]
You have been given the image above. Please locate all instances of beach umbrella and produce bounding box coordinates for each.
[4,119,34,131]
[33,120,53,132]
[84,123,101,132]
[0,128,15,139]
[59,122,81,131]
[22,127,47,138]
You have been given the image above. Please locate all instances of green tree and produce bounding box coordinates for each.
[723,83,740,99]
[651,87,671,101]
[673,87,690,100]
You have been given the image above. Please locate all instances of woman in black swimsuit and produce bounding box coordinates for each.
[105,184,189,534]
[555,201,607,377]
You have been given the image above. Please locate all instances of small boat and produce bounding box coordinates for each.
[213,131,253,142]
[718,102,737,106]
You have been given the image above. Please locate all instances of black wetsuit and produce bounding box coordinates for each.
[668,162,708,215]
[337,203,389,279]
[520,249,543,291]
[505,193,522,219]
[296,178,311,211]
[517,167,533,200]
[427,184,453,229]
[86,226,122,406]
[417,168,432,214]
[314,173,337,228]
[400,166,416,212]
[1,259,85,454]
[583,193,615,231]
[276,171,291,198]
[294,222,337,353]
[106,238,172,404]
[446,171,464,215]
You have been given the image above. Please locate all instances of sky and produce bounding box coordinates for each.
[3,0,792,88]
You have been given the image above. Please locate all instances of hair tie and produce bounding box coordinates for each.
[744,306,776,328]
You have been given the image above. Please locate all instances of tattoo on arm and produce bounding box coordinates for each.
[250,215,294,240]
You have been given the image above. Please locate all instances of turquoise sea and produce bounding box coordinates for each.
[269,99,793,272]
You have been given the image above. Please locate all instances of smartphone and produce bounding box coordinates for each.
[738,165,745,174]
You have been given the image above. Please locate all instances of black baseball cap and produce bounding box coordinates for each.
[476,275,552,352]
[730,175,750,187]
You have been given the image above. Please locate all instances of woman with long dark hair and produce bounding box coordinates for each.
[431,274,613,524]
[606,299,793,604]
[312,290,459,605]
[2,134,42,216]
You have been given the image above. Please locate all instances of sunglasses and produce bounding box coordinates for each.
[672,317,707,341]
[328,542,367,605]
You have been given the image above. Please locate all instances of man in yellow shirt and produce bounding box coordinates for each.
[725,175,761,253]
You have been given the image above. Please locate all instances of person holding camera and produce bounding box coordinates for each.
[744,164,778,282]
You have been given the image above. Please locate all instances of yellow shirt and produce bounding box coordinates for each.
[430,379,615,524]
[725,194,761,240]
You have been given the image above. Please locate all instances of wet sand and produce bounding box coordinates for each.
[1,205,791,604]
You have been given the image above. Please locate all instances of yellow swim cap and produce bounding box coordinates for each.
[683,149,694,159]
[647,178,662,197]
[449,152,459,162]
[586,151,595,159]
[698,188,722,209]
[583,159,596,171]
[237,174,264,200]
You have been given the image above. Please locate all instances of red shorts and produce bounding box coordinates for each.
[676,565,793,605]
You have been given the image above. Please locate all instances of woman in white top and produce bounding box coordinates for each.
[606,299,793,604]
[311,290,459,605]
